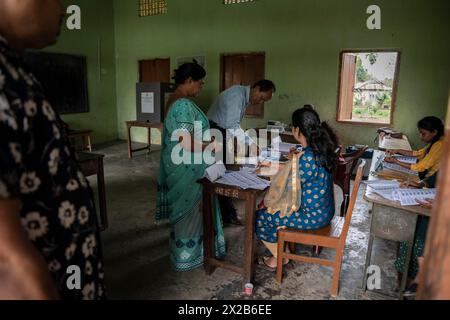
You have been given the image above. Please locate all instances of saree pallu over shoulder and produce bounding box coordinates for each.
[264,152,303,218]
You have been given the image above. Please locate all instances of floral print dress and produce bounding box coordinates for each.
[0,35,105,300]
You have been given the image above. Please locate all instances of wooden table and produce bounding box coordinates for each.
[125,121,163,159]
[78,152,108,231]
[68,129,93,152]
[199,178,268,287]
[362,150,430,298]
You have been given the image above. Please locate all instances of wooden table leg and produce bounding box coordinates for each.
[243,194,256,284]
[97,157,108,231]
[127,124,132,159]
[203,188,215,275]
[87,135,92,152]
[147,127,152,154]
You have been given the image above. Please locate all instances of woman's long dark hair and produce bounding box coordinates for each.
[418,116,444,155]
[292,107,339,173]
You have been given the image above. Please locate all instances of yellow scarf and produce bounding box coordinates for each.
[264,152,303,218]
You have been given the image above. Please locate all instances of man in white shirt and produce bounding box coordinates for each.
[208,80,276,224]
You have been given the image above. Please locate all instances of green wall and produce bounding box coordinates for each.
[44,0,117,144]
[113,0,450,149]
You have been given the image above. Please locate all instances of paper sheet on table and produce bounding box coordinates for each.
[371,188,399,202]
[393,188,437,206]
[379,136,412,151]
[382,162,419,176]
[371,187,436,206]
[393,155,418,164]
[216,171,271,190]
[203,162,226,182]
[364,180,401,190]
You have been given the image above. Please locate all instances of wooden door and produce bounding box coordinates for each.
[417,94,450,299]
[220,53,265,118]
[139,58,170,83]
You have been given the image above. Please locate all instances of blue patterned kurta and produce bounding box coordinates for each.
[256,147,335,243]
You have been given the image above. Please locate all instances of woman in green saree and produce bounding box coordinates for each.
[156,63,226,271]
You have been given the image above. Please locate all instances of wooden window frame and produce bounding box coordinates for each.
[138,0,168,17]
[336,49,402,126]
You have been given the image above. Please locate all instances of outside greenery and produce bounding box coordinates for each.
[352,52,397,123]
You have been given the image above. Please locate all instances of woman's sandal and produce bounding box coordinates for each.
[256,256,290,271]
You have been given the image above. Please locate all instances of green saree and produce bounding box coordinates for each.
[156,98,226,271]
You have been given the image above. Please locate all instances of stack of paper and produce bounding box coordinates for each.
[382,162,419,176]
[393,156,418,164]
[393,188,436,206]
[216,171,271,190]
[364,180,401,190]
[203,162,226,182]
[371,188,399,202]
[370,187,436,206]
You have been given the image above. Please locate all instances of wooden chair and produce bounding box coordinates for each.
[276,160,366,297]
[334,145,368,217]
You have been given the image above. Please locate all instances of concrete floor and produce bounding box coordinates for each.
[87,141,401,300]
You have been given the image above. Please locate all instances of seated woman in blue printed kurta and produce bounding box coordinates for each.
[256,107,339,268]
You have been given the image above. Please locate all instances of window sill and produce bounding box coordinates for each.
[336,119,392,126]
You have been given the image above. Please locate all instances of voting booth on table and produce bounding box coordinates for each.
[136,82,176,123]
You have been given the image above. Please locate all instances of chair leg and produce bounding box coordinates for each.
[331,248,344,297]
[276,233,285,284]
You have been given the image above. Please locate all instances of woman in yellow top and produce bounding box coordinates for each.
[385,116,444,179]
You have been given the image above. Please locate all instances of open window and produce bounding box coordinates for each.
[337,50,401,125]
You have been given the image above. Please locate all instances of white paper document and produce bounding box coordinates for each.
[393,155,418,165]
[382,162,419,176]
[141,92,154,114]
[370,186,437,206]
[379,136,412,151]
[393,188,437,206]
[371,188,399,202]
[216,171,271,190]
[364,180,401,190]
[203,162,226,182]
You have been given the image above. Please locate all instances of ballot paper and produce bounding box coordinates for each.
[216,171,271,190]
[393,188,437,206]
[364,180,401,190]
[371,188,399,202]
[393,155,418,165]
[382,162,419,176]
[370,187,436,206]
[203,162,226,182]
